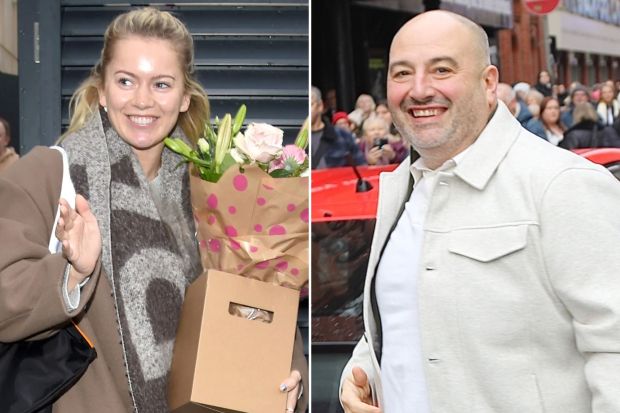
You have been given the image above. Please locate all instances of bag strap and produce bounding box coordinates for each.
[48,146,76,254]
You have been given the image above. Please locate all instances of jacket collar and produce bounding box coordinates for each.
[453,101,521,190]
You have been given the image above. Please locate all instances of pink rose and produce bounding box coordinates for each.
[234,123,284,163]
[269,145,307,172]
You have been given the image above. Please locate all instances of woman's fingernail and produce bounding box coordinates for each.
[279,383,287,392]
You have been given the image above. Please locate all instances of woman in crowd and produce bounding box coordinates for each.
[375,100,408,163]
[596,83,620,126]
[526,96,566,145]
[358,115,406,165]
[0,7,306,412]
[561,102,604,149]
[534,70,553,97]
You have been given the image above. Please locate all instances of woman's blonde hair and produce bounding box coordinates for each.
[573,102,599,125]
[63,7,209,143]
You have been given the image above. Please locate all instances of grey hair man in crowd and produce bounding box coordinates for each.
[340,10,620,413]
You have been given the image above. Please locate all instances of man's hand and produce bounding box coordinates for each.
[280,369,302,413]
[55,195,101,290]
[341,367,382,413]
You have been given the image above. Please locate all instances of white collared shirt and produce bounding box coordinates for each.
[375,147,470,413]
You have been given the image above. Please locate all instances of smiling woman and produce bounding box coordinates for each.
[0,6,307,413]
[97,36,191,180]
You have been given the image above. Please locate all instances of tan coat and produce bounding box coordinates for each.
[0,147,19,173]
[0,147,308,412]
[342,102,620,412]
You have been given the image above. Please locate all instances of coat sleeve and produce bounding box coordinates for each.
[540,166,620,412]
[0,147,101,342]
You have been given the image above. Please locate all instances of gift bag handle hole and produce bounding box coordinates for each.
[228,302,274,323]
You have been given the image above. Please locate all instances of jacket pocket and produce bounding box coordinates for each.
[448,225,528,262]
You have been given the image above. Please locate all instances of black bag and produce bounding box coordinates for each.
[0,321,96,413]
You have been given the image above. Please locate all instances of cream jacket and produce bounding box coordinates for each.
[342,102,620,413]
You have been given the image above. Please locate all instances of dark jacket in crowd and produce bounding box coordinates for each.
[312,122,366,169]
[534,82,553,97]
[560,120,620,150]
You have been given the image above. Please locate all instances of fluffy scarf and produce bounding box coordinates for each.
[61,109,202,412]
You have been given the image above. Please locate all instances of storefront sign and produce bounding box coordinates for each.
[523,0,560,15]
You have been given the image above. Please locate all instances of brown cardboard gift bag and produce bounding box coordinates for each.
[169,165,308,413]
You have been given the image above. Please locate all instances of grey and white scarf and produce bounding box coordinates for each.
[62,109,202,412]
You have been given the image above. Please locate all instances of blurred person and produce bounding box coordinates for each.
[341,10,620,413]
[561,85,591,127]
[525,88,544,120]
[496,82,532,125]
[560,102,608,149]
[525,97,566,145]
[358,115,406,166]
[323,88,338,120]
[591,83,602,102]
[0,117,18,173]
[312,86,365,169]
[332,111,354,133]
[0,8,307,412]
[534,69,553,97]
[349,93,376,134]
[512,81,530,102]
[554,83,568,105]
[596,83,620,126]
[376,101,409,164]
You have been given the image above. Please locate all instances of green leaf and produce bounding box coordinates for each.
[294,117,309,150]
[232,104,247,136]
[269,169,292,178]
[218,153,238,176]
[164,138,193,158]
[215,114,233,173]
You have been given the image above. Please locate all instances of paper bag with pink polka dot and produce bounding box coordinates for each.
[191,165,308,291]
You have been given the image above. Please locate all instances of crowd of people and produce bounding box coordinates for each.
[312,73,620,170]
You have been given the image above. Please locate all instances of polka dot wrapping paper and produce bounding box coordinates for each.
[191,164,309,291]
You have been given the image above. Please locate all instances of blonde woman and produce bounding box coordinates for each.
[0,8,306,412]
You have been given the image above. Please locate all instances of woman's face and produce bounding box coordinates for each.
[601,85,615,104]
[542,99,560,125]
[98,36,190,154]
[376,104,392,125]
[539,71,550,84]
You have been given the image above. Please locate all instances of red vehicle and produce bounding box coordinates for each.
[310,150,620,412]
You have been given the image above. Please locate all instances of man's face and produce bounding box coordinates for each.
[572,90,589,105]
[387,13,497,161]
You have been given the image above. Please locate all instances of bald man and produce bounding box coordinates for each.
[340,10,620,413]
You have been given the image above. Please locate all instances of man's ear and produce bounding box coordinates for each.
[483,65,499,107]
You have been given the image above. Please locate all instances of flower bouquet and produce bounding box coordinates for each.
[165,106,309,413]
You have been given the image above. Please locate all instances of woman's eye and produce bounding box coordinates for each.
[118,78,132,87]
[155,82,171,89]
